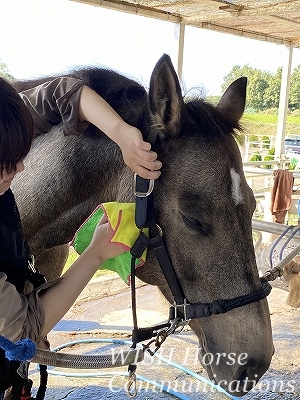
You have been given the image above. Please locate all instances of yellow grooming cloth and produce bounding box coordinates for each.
[72,202,148,284]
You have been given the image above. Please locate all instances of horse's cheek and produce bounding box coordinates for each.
[135,251,164,287]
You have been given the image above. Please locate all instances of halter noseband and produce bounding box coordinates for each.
[130,175,272,349]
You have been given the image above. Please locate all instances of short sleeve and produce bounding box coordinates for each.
[0,272,29,342]
[0,273,62,343]
[19,77,90,137]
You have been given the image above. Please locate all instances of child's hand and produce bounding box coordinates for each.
[88,215,124,264]
[79,86,161,179]
[117,126,162,180]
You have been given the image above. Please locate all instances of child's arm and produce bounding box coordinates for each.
[39,215,125,336]
[20,77,162,180]
[78,85,161,180]
[0,215,134,341]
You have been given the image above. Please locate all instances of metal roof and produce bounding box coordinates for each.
[72,0,300,48]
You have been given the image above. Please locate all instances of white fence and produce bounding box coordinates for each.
[245,160,300,290]
[244,137,277,161]
[244,160,300,223]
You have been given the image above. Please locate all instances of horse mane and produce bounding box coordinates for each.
[72,67,148,129]
[183,99,243,142]
[13,66,148,131]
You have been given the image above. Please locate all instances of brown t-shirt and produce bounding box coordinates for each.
[19,76,89,136]
[0,272,59,345]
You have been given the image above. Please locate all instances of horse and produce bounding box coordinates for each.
[12,54,274,397]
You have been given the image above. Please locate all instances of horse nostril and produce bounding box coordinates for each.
[227,370,256,395]
[237,370,257,393]
[239,370,248,383]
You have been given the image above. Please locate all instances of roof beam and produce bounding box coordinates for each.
[70,0,300,47]
[218,2,300,32]
[70,0,180,23]
[185,21,295,46]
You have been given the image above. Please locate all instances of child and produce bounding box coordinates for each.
[0,74,162,343]
[0,76,161,399]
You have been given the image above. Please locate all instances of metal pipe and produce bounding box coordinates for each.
[244,166,300,178]
[252,219,300,238]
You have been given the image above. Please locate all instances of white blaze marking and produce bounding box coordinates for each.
[230,168,244,205]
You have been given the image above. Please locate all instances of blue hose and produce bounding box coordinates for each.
[31,338,237,400]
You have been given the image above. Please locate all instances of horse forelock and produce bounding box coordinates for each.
[152,99,244,179]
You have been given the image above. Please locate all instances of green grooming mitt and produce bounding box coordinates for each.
[72,202,148,284]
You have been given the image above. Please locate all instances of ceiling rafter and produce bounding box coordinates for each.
[71,0,300,47]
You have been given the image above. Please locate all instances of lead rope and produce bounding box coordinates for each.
[126,175,155,398]
[26,257,48,400]
[126,256,139,398]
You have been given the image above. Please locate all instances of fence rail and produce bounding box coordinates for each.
[244,160,300,290]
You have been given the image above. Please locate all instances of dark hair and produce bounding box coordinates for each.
[0,77,33,173]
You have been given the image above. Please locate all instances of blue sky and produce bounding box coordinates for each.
[1,0,300,95]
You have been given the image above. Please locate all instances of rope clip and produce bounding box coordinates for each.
[142,329,168,356]
[126,365,137,398]
[166,317,189,335]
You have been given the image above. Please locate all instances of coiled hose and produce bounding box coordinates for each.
[31,338,236,399]
[33,339,143,368]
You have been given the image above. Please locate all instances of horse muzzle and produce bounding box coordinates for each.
[198,346,274,397]
[189,298,274,397]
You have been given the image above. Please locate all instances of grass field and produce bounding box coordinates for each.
[242,113,300,138]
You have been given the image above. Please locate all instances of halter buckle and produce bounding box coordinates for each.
[172,299,190,321]
[134,173,154,197]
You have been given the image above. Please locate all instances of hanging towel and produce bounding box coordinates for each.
[270,169,294,224]
[72,202,149,285]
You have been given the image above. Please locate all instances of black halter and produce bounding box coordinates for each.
[130,175,272,348]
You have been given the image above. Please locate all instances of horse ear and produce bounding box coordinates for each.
[148,54,184,139]
[217,77,247,126]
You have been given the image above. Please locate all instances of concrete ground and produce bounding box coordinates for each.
[28,274,300,400]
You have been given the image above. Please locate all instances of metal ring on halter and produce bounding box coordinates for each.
[155,224,163,237]
[133,173,154,197]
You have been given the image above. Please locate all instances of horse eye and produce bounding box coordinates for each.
[180,212,207,235]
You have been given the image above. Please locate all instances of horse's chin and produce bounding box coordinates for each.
[198,346,259,397]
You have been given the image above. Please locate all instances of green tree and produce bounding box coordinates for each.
[247,71,269,111]
[221,64,254,93]
[0,59,14,81]
[289,65,300,110]
[263,67,281,109]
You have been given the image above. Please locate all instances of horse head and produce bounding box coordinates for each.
[135,54,274,396]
